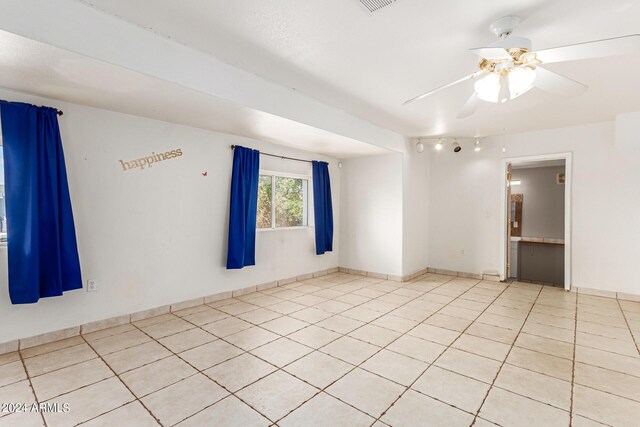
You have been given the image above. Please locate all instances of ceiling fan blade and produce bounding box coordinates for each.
[457,93,482,118]
[532,34,640,64]
[533,66,587,97]
[469,47,511,60]
[404,71,484,105]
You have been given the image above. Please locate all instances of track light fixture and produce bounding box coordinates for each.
[435,139,443,151]
[416,139,425,153]
[453,140,461,153]
[474,137,481,152]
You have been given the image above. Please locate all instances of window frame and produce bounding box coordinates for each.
[257,169,311,232]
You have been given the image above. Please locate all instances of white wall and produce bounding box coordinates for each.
[0,89,340,343]
[339,153,403,276]
[402,144,430,276]
[428,121,640,295]
[511,166,565,239]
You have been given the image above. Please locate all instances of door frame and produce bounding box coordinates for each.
[499,152,572,291]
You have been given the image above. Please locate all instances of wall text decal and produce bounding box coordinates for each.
[119,149,183,171]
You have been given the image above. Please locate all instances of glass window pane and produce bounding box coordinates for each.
[257,175,272,228]
[275,177,307,228]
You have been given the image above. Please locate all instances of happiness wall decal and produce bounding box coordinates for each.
[119,148,183,171]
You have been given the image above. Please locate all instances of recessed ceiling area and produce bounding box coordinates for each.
[0,30,389,159]
[80,0,640,138]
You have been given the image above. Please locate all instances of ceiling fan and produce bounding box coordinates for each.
[404,16,640,118]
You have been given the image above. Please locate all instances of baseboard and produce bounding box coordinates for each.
[0,266,340,356]
[571,286,640,302]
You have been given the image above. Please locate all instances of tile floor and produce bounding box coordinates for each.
[1,272,639,426]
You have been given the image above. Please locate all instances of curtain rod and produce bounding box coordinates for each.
[57,110,63,116]
[230,145,312,164]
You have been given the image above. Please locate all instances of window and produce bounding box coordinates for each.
[257,172,309,229]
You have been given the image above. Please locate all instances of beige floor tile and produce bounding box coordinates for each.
[341,307,383,323]
[381,389,474,427]
[102,341,171,374]
[450,298,490,312]
[20,337,84,359]
[528,312,576,330]
[424,313,472,332]
[452,334,511,361]
[290,295,327,307]
[90,330,151,355]
[280,392,374,427]
[573,384,640,426]
[81,401,159,427]
[575,345,640,377]
[224,327,279,351]
[236,371,317,422]
[495,364,571,410]
[179,339,243,370]
[267,300,306,315]
[389,306,432,322]
[577,320,634,341]
[30,358,113,401]
[515,333,574,359]
[386,335,446,363]
[571,415,608,427]
[506,347,573,381]
[232,308,282,325]
[23,344,97,377]
[485,304,529,319]
[175,395,270,427]
[251,338,312,367]
[201,317,252,337]
[473,417,501,427]
[260,317,309,335]
[334,293,370,306]
[172,304,210,317]
[576,331,639,357]
[158,328,215,353]
[412,366,490,413]
[142,374,228,426]
[0,411,45,426]
[371,315,418,334]
[466,322,519,344]
[120,356,196,397]
[139,318,195,340]
[82,324,135,342]
[317,316,366,334]
[313,300,352,314]
[0,361,26,387]
[182,308,228,326]
[575,362,640,401]
[203,353,276,392]
[287,325,340,349]
[132,313,177,328]
[476,312,524,330]
[0,352,20,367]
[289,307,333,324]
[0,380,37,412]
[217,301,260,315]
[326,368,404,418]
[479,387,569,427]
[439,305,481,321]
[284,351,353,389]
[348,324,401,347]
[579,311,629,328]
[361,349,427,386]
[320,336,379,365]
[434,348,501,383]
[42,377,134,427]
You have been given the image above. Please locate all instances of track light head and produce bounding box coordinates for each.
[453,141,461,153]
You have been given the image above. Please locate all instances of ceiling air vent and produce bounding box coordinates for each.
[358,0,398,14]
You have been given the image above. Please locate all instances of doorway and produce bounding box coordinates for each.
[499,153,572,291]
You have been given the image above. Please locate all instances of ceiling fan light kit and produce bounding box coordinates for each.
[403,15,639,118]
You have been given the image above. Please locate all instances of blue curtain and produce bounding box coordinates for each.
[312,161,333,255]
[226,146,260,269]
[0,102,82,304]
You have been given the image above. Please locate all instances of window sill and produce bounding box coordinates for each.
[257,226,312,232]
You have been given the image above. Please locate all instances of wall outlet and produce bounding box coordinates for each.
[87,280,97,292]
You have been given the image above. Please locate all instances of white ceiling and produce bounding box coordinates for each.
[81,0,640,138]
[0,30,388,158]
